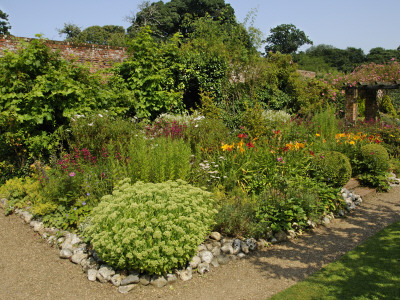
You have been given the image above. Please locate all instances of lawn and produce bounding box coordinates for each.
[269,220,400,300]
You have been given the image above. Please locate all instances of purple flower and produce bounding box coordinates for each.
[74,207,77,211]
[82,201,86,206]
[320,155,325,159]
[69,172,76,177]
[86,192,90,196]
[277,157,283,162]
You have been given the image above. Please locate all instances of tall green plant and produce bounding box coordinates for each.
[112,27,186,118]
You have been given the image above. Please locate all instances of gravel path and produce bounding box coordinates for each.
[1,185,399,300]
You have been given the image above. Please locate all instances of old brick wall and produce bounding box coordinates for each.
[0,35,128,70]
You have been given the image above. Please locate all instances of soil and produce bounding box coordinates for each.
[1,183,399,300]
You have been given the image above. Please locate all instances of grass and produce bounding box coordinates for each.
[269,220,400,300]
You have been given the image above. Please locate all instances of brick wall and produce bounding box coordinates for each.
[0,35,128,71]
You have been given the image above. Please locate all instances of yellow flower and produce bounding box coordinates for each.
[349,141,355,145]
[316,133,320,137]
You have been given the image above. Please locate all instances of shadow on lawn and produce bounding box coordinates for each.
[247,188,400,298]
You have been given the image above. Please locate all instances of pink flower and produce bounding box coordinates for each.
[69,172,75,177]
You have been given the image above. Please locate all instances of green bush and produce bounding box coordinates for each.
[84,179,217,274]
[379,95,397,117]
[311,151,352,187]
[359,144,390,174]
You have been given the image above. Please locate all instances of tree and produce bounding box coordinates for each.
[127,0,236,39]
[58,23,81,41]
[0,9,11,35]
[264,24,312,55]
[58,24,126,46]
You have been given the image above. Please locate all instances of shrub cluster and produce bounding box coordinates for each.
[84,179,217,274]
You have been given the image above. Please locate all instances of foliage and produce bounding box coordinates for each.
[127,0,236,40]
[379,95,397,117]
[264,24,313,55]
[58,23,126,46]
[324,59,400,87]
[0,9,11,35]
[111,135,192,184]
[0,37,112,174]
[84,179,217,274]
[294,44,366,73]
[112,27,185,118]
[311,151,352,187]
[390,158,400,176]
[65,112,137,157]
[0,176,43,215]
[359,144,390,174]
[358,143,390,190]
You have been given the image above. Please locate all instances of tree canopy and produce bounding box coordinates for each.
[0,9,11,35]
[127,0,236,39]
[58,24,126,46]
[264,24,312,55]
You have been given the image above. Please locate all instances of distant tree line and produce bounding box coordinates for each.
[294,44,400,73]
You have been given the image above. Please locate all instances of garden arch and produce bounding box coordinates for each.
[345,82,400,123]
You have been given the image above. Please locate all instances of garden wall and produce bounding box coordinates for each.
[0,35,128,71]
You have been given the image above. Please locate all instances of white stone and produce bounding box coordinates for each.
[71,251,88,264]
[118,284,137,294]
[197,262,209,275]
[111,274,123,287]
[177,267,192,281]
[87,269,97,281]
[121,274,139,286]
[189,255,201,269]
[199,250,213,264]
[97,265,115,283]
[220,244,234,254]
[151,275,167,288]
[210,232,222,241]
[59,249,73,259]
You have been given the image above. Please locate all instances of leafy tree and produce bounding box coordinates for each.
[58,23,81,41]
[112,26,186,118]
[58,24,126,46]
[127,0,236,39]
[264,24,312,55]
[366,47,400,64]
[0,9,11,35]
[294,44,365,73]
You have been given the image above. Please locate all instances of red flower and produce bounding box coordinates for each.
[246,141,255,149]
[238,133,248,139]
[309,150,315,156]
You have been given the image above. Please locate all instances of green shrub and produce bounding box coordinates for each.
[379,95,397,117]
[357,144,390,190]
[311,151,352,187]
[390,158,400,176]
[359,144,390,174]
[84,179,217,274]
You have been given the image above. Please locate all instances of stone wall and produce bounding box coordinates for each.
[0,35,128,71]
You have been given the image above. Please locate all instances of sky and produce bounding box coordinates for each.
[1,0,399,53]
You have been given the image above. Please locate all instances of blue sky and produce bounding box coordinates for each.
[1,0,399,53]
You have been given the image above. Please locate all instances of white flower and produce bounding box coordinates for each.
[98,114,103,118]
[88,123,93,126]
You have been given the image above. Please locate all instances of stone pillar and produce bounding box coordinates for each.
[345,88,358,124]
[364,89,379,121]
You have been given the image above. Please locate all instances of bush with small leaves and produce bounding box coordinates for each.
[359,144,390,175]
[84,179,217,274]
[311,151,352,187]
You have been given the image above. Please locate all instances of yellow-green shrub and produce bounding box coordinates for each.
[84,179,217,274]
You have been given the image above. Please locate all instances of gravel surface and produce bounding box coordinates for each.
[0,185,399,300]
